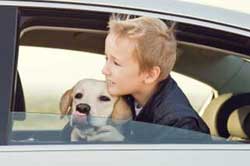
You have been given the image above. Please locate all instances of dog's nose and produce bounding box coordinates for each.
[76,103,90,115]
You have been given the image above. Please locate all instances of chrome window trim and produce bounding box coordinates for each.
[1,144,250,151]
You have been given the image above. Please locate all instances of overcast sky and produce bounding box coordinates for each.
[180,0,250,14]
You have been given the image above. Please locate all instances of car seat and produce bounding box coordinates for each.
[202,93,250,138]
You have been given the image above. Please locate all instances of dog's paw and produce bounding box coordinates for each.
[71,129,87,142]
[86,125,125,142]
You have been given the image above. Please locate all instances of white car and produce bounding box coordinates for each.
[0,0,250,165]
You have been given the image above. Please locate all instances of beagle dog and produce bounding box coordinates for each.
[60,79,132,142]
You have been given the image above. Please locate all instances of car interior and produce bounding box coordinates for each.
[11,7,250,144]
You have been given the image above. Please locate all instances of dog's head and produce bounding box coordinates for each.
[59,79,132,128]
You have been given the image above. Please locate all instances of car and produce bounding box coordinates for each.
[0,0,250,165]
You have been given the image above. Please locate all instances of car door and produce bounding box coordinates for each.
[1,1,250,166]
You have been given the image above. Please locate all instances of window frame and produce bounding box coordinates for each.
[0,6,19,145]
[1,1,249,145]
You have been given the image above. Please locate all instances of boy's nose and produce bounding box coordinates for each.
[102,62,110,76]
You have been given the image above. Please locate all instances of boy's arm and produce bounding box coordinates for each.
[155,104,210,134]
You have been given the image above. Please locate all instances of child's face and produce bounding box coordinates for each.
[102,33,147,96]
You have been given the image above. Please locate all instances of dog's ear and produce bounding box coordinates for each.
[112,97,132,123]
[60,89,73,118]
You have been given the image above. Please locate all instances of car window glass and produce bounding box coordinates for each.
[11,112,230,145]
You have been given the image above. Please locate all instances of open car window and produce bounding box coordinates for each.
[16,44,218,145]
[18,45,215,115]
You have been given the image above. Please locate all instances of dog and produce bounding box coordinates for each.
[60,79,132,142]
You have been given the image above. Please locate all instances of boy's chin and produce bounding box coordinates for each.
[108,90,119,96]
[107,88,123,96]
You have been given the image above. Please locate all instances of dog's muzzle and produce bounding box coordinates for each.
[76,103,90,115]
[71,103,109,128]
[71,104,90,129]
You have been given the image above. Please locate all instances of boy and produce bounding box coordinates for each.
[102,15,210,134]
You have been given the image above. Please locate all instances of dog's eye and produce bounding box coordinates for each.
[75,93,83,99]
[99,95,111,102]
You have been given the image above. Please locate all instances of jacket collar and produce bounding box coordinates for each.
[124,75,173,120]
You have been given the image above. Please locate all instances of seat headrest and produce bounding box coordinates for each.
[227,106,250,139]
[202,93,232,136]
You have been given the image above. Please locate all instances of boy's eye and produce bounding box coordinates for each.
[99,95,111,102]
[114,61,120,66]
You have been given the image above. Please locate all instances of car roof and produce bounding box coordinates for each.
[7,0,250,31]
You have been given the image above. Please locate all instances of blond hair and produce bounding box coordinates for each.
[107,14,177,80]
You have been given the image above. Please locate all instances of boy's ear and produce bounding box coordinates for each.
[144,66,161,84]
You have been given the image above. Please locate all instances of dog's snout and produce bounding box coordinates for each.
[76,103,91,114]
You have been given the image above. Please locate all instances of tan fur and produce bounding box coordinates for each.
[59,89,73,118]
[112,97,132,121]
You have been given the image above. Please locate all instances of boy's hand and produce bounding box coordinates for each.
[86,125,125,142]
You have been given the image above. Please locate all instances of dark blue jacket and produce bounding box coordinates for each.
[124,76,210,134]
